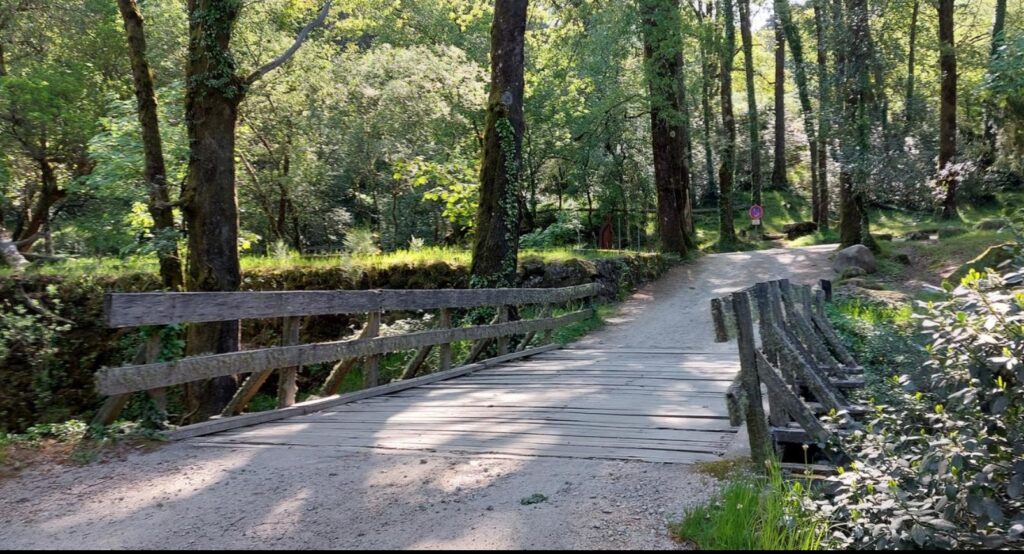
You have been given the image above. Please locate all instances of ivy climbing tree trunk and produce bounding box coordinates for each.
[770,18,788,190]
[117,0,184,291]
[639,0,693,255]
[775,0,818,226]
[981,0,1007,170]
[813,0,830,230]
[182,0,332,422]
[470,0,527,286]
[717,0,738,246]
[697,1,717,206]
[182,0,246,421]
[737,0,762,207]
[937,0,957,219]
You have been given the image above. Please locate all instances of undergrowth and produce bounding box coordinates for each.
[672,461,831,550]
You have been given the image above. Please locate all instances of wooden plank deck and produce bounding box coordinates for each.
[195,347,740,464]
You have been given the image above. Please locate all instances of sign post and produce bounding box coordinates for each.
[749,204,764,238]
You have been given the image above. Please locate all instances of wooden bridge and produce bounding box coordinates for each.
[94,283,742,464]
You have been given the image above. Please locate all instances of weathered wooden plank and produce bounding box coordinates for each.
[215,421,735,448]
[165,344,561,440]
[496,305,510,356]
[362,312,382,388]
[711,297,729,343]
[320,320,375,396]
[399,344,434,380]
[92,330,162,426]
[288,409,738,431]
[438,308,452,371]
[333,396,731,417]
[755,350,832,446]
[276,316,302,408]
[208,430,732,457]
[105,284,599,327]
[731,289,771,465]
[194,437,721,464]
[98,310,590,395]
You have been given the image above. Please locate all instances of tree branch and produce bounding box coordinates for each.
[245,0,333,85]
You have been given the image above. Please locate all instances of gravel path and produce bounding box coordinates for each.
[0,245,835,550]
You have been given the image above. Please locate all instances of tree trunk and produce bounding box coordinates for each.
[117,0,184,291]
[981,0,1007,169]
[770,18,788,190]
[717,0,738,246]
[698,15,717,205]
[18,154,65,253]
[838,0,876,249]
[737,0,762,207]
[470,0,527,285]
[813,0,830,230]
[904,0,919,129]
[937,0,957,219]
[639,0,693,255]
[775,0,819,224]
[181,0,246,421]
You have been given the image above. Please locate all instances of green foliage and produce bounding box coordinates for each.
[673,461,830,550]
[520,210,582,249]
[343,228,381,256]
[818,258,1024,549]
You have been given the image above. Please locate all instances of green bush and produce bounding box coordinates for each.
[520,211,583,249]
[819,262,1024,549]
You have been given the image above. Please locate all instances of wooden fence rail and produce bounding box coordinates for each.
[712,278,862,467]
[95,283,601,438]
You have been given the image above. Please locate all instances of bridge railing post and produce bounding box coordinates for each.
[731,290,770,468]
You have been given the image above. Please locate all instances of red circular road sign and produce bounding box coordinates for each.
[749,204,764,219]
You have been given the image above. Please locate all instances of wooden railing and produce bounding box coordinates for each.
[711,278,862,466]
[94,283,600,439]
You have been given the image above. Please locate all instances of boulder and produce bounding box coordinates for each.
[900,230,936,241]
[841,267,868,279]
[833,244,877,275]
[975,218,1011,231]
[782,221,818,239]
[947,242,1019,284]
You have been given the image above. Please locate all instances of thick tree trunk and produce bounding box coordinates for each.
[639,0,693,255]
[838,0,876,249]
[117,0,184,291]
[717,0,738,245]
[775,0,819,225]
[737,0,762,207]
[770,19,788,190]
[937,0,957,219]
[470,0,527,285]
[182,0,245,421]
[813,0,830,230]
[904,0,919,128]
[981,0,1007,169]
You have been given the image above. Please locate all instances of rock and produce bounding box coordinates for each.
[900,230,936,241]
[893,253,911,265]
[947,242,1019,284]
[975,218,1011,231]
[782,221,818,239]
[833,244,877,275]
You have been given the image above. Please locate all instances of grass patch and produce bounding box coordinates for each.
[0,247,653,280]
[672,461,830,550]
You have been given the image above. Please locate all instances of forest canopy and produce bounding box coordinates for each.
[1,0,1021,269]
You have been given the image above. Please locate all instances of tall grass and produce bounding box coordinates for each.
[672,462,830,550]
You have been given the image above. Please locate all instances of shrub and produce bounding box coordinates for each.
[819,262,1024,549]
[520,210,583,249]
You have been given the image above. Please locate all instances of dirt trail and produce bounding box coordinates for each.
[0,245,835,550]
